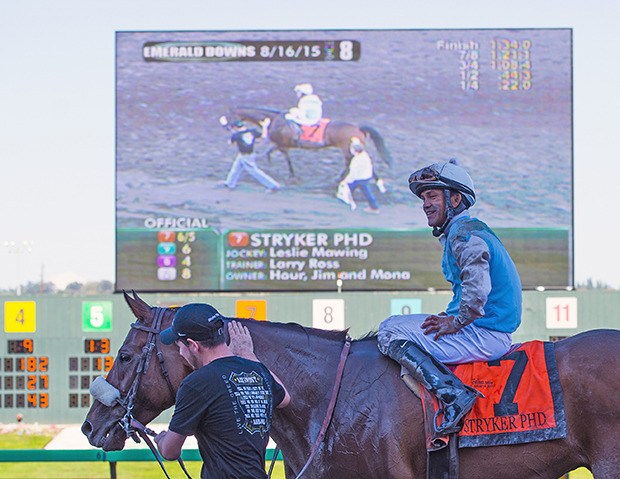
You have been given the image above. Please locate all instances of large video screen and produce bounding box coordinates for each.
[115,29,573,292]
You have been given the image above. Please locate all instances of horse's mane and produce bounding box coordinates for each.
[136,298,377,344]
[356,330,379,342]
[230,316,377,344]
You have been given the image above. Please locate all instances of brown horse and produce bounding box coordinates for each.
[229,106,392,179]
[82,293,620,478]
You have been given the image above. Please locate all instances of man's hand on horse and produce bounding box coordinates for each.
[422,314,460,340]
[228,321,259,361]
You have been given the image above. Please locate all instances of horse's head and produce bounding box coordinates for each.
[81,292,191,451]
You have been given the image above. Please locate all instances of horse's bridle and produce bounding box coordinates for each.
[118,307,176,436]
[115,307,191,479]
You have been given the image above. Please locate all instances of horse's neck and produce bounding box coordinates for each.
[254,327,341,401]
[273,114,290,129]
[251,324,345,456]
[237,108,278,124]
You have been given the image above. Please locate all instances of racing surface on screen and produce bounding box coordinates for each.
[115,29,573,292]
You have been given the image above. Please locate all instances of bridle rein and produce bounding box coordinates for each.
[119,307,176,436]
[117,307,191,479]
[272,335,352,479]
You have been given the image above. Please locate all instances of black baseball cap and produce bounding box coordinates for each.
[160,303,225,345]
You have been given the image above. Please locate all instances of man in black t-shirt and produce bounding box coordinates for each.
[221,120,280,193]
[156,303,290,479]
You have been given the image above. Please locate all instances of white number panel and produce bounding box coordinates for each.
[546,297,578,329]
[312,299,345,331]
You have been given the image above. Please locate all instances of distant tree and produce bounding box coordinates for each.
[576,278,614,290]
[21,281,58,295]
[81,281,114,295]
[1,279,114,296]
[64,281,84,294]
[97,280,114,294]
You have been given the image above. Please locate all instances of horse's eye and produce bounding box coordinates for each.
[118,352,132,363]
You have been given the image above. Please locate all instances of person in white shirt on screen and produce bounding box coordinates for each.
[338,137,380,214]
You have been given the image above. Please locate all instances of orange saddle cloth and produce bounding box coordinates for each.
[420,341,567,449]
[300,119,330,142]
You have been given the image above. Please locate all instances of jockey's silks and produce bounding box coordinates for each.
[442,215,522,333]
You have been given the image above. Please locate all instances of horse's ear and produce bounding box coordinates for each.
[123,290,151,322]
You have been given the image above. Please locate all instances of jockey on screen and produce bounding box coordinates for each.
[285,83,323,127]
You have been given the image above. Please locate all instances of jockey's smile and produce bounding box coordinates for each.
[421,188,464,229]
[421,189,446,227]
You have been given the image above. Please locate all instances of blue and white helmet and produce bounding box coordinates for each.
[408,159,476,208]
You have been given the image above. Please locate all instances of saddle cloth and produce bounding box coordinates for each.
[420,340,567,449]
[300,119,330,143]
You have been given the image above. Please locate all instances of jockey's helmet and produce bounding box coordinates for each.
[294,83,314,96]
[408,159,476,208]
[231,120,245,129]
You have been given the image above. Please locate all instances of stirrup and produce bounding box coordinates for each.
[433,406,467,436]
[433,391,479,435]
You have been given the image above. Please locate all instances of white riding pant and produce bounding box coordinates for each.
[377,314,512,365]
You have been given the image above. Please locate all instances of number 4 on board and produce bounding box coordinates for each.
[4,301,36,333]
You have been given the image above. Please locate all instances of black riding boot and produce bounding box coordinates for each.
[387,339,482,435]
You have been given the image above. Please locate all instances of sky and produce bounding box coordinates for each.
[1,0,619,290]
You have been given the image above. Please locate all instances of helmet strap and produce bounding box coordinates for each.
[432,189,459,237]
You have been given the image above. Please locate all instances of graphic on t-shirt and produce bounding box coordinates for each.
[240,132,254,145]
[228,370,271,435]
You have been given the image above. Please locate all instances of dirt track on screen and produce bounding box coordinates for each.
[116,30,572,232]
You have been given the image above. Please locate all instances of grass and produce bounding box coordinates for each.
[0,432,592,479]
[0,461,286,479]
[0,433,53,449]
[0,433,286,479]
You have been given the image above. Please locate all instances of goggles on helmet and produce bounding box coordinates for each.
[408,166,441,184]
